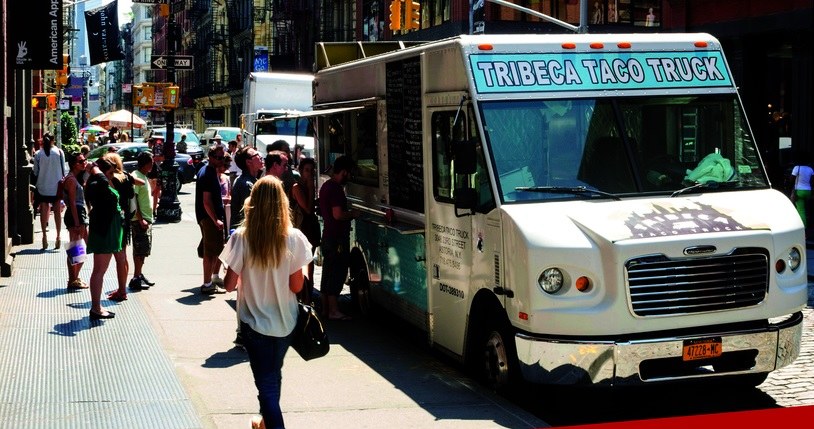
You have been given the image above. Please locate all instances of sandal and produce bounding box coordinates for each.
[67,279,89,290]
[107,291,128,302]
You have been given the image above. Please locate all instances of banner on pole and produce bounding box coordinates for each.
[85,0,125,66]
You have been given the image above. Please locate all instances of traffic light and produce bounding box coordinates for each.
[163,85,179,108]
[405,1,421,30]
[56,54,70,88]
[46,93,57,110]
[31,94,48,110]
[133,84,156,107]
[389,0,402,31]
[31,93,57,110]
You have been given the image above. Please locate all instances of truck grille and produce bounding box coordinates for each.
[626,249,768,317]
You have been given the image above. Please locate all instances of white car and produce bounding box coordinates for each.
[201,126,243,149]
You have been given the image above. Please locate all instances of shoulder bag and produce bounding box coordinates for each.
[291,303,330,361]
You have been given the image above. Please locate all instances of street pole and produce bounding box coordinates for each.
[156,3,182,222]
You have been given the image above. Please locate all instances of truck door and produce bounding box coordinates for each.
[426,105,495,356]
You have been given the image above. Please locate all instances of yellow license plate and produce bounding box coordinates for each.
[682,338,722,361]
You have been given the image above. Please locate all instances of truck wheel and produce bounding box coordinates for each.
[480,314,520,392]
[349,266,371,317]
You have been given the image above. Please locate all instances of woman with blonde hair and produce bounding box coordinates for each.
[102,153,143,301]
[220,175,313,429]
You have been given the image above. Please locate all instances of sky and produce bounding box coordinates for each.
[119,0,133,23]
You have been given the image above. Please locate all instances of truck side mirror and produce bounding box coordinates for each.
[454,187,477,217]
[454,139,477,175]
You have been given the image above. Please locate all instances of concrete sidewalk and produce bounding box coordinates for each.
[0,189,547,429]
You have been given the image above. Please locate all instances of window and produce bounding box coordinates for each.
[317,106,379,187]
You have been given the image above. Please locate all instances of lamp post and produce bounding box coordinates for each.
[77,55,94,128]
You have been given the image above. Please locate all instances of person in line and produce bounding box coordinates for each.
[218,153,234,255]
[196,145,228,295]
[85,156,125,320]
[266,140,299,196]
[264,150,289,179]
[130,151,156,290]
[228,146,264,349]
[230,147,263,229]
[318,155,359,320]
[227,140,241,186]
[33,133,66,250]
[291,157,321,304]
[790,156,814,229]
[63,151,89,290]
[219,175,312,429]
[106,153,143,302]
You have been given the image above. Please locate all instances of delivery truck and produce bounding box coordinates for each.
[241,72,315,158]
[307,33,807,390]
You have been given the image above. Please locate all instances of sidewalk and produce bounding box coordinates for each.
[0,190,547,429]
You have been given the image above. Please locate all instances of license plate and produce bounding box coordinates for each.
[682,338,722,361]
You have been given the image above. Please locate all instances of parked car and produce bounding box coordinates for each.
[87,143,196,192]
[200,126,242,150]
[142,127,205,171]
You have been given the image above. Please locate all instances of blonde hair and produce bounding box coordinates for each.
[101,152,126,182]
[242,175,291,269]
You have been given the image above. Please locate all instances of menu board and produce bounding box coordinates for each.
[386,57,424,213]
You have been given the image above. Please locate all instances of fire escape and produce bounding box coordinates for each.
[264,0,317,72]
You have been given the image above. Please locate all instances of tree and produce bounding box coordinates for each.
[60,112,80,155]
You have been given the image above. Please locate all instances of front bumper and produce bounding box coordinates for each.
[515,312,802,385]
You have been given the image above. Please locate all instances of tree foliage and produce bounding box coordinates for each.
[60,112,80,155]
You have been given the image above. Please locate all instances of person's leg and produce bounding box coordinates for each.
[89,253,113,315]
[242,323,290,429]
[53,202,63,247]
[113,248,128,295]
[39,202,50,248]
[133,255,145,277]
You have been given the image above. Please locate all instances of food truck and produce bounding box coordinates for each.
[308,33,807,389]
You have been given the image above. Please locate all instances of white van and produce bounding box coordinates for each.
[310,33,807,389]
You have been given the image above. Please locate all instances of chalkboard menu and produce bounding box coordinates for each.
[386,57,424,213]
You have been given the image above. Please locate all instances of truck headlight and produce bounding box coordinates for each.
[538,268,564,294]
[787,247,802,272]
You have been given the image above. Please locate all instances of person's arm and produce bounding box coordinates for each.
[66,177,81,229]
[288,266,305,294]
[203,190,224,230]
[224,267,239,292]
[292,183,311,214]
[331,205,358,221]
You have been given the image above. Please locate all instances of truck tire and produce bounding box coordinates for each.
[475,310,520,392]
[349,266,371,317]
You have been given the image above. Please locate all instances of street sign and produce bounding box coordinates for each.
[133,0,169,4]
[150,55,194,70]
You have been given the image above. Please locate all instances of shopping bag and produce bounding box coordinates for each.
[66,239,87,265]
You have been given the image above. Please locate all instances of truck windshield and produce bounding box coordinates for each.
[256,113,314,137]
[479,95,769,203]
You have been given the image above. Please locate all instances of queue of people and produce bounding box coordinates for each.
[42,132,358,428]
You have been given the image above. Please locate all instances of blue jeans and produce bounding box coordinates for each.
[241,322,292,429]
[319,236,350,296]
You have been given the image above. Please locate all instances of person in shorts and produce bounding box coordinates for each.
[196,145,228,295]
[130,151,157,290]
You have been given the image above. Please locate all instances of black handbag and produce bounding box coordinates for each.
[291,303,329,361]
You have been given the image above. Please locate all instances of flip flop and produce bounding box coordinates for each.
[107,291,128,302]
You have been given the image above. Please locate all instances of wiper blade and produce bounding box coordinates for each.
[515,186,621,201]
[670,180,738,198]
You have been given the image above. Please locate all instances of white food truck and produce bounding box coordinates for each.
[309,33,807,389]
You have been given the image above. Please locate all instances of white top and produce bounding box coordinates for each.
[33,148,65,197]
[219,227,313,337]
[792,165,814,191]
